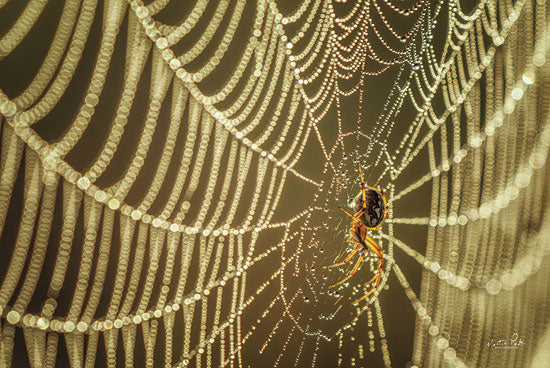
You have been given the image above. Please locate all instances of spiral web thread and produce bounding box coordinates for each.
[0,0,549,367]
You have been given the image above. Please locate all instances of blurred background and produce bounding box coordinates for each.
[0,0,549,367]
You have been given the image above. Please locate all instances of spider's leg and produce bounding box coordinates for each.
[329,249,367,288]
[365,271,380,286]
[353,268,383,304]
[365,236,384,262]
[339,207,362,222]
[365,267,383,289]
[380,190,390,219]
[358,162,367,209]
[324,244,361,268]
[352,286,378,305]
[372,263,383,289]
[351,237,385,304]
[368,223,382,231]
[374,269,382,288]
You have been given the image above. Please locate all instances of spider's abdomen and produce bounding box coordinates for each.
[354,189,386,228]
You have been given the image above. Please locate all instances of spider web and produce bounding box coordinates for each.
[0,0,549,367]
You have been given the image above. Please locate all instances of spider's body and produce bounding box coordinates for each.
[351,189,387,228]
[326,163,388,304]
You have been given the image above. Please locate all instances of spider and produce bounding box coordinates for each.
[326,163,388,304]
